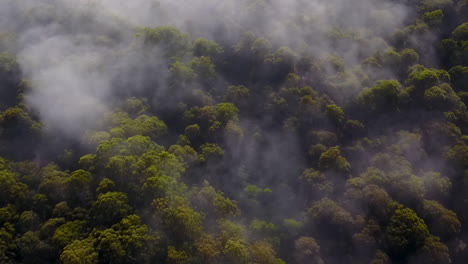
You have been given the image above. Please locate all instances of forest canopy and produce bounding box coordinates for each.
[0,0,467,263]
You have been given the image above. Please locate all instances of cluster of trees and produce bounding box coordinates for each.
[0,0,467,263]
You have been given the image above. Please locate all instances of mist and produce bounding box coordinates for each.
[2,0,417,140]
[0,0,466,263]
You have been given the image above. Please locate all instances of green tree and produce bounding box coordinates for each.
[193,38,223,59]
[60,238,98,264]
[318,146,351,174]
[91,192,131,226]
[94,215,164,263]
[306,198,354,233]
[0,53,21,111]
[300,169,334,200]
[66,170,93,206]
[136,26,190,57]
[385,208,430,258]
[406,65,450,94]
[294,237,324,264]
[423,83,460,111]
[399,49,419,69]
[0,170,28,207]
[324,104,345,127]
[419,0,453,13]
[249,241,284,264]
[422,10,444,26]
[122,97,149,117]
[452,22,468,40]
[358,80,405,114]
[421,200,460,239]
[189,56,217,85]
[222,238,249,264]
[15,231,55,264]
[152,196,203,241]
[52,220,86,248]
[195,235,220,264]
[224,85,250,108]
[411,236,451,264]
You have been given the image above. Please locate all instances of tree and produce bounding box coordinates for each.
[306,198,354,234]
[381,49,401,69]
[185,124,201,145]
[370,251,390,264]
[110,114,167,140]
[15,231,55,264]
[169,60,197,87]
[60,238,98,264]
[167,246,190,264]
[318,146,350,174]
[324,104,345,127]
[422,9,444,26]
[217,220,245,244]
[294,237,324,264]
[422,172,451,199]
[193,38,223,59]
[411,236,451,264]
[421,200,460,239]
[300,169,334,200]
[345,184,393,220]
[141,150,185,179]
[189,56,217,85]
[0,53,21,111]
[224,85,250,108]
[358,80,405,114]
[91,192,131,226]
[419,0,453,13]
[17,211,40,233]
[452,22,468,40]
[152,196,203,242]
[200,143,225,163]
[96,178,115,194]
[168,144,199,168]
[385,208,430,258]
[447,140,468,168]
[195,235,220,264]
[406,65,450,94]
[387,172,425,206]
[52,220,86,248]
[0,107,41,160]
[249,220,278,243]
[143,163,186,197]
[0,170,28,207]
[136,26,190,58]
[94,215,164,263]
[399,49,419,69]
[38,164,68,205]
[249,241,284,264]
[449,65,468,90]
[423,83,460,111]
[39,218,66,240]
[122,97,149,117]
[105,155,139,189]
[264,47,297,82]
[66,170,93,206]
[308,131,338,147]
[343,120,366,139]
[222,238,249,264]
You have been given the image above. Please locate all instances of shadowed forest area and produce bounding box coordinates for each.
[0,0,467,263]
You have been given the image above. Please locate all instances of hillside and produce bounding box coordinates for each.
[0,0,467,263]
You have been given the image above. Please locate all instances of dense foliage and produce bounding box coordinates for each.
[0,0,467,263]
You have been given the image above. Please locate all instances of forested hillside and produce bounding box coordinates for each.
[0,0,467,263]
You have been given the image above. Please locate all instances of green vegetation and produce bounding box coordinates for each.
[0,0,466,263]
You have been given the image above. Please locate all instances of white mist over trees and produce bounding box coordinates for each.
[0,0,466,263]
